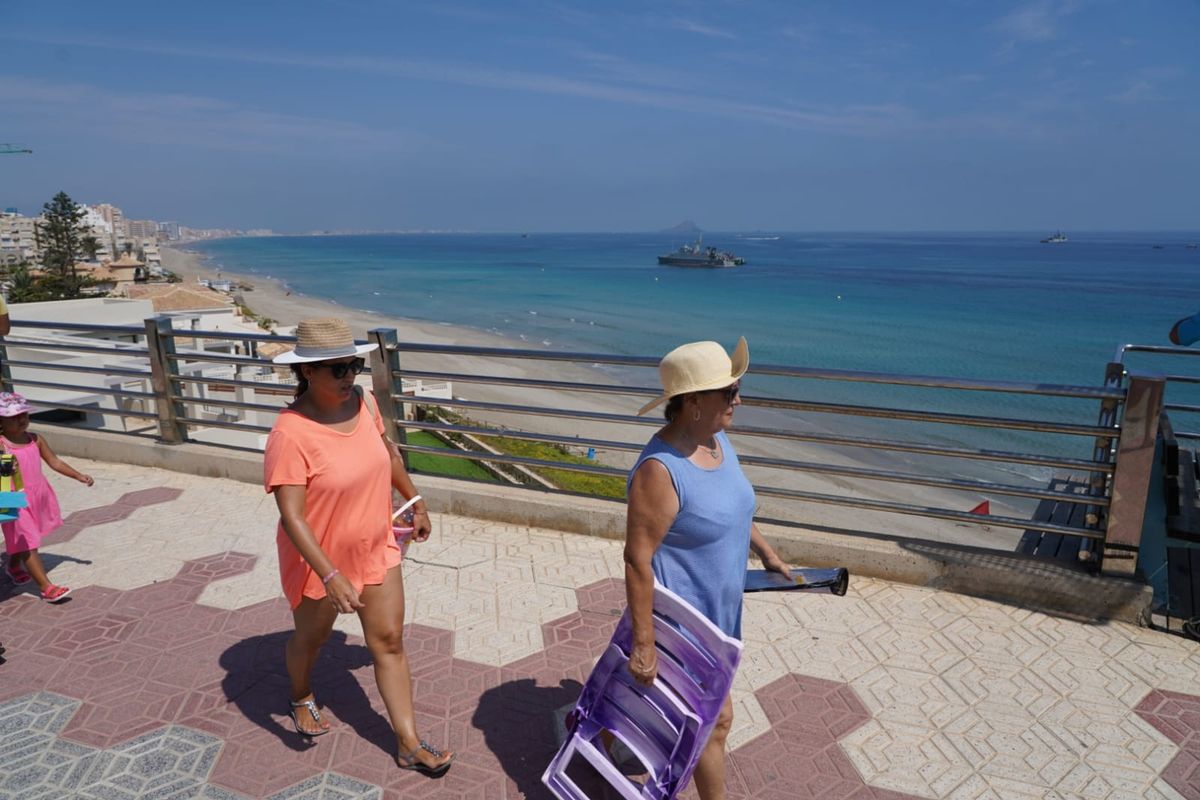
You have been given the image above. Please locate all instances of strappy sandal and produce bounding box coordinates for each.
[395,740,454,776]
[5,564,31,585]
[288,696,330,738]
[40,585,71,603]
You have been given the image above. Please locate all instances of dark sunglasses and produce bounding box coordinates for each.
[314,357,366,379]
[705,382,741,404]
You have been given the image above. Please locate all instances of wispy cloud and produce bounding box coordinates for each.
[994,0,1083,45]
[0,76,403,154]
[1110,80,1154,103]
[2,32,921,136]
[668,18,737,40]
[1108,66,1181,104]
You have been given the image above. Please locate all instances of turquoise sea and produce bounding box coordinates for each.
[193,232,1200,460]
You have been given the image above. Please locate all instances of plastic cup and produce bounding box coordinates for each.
[393,508,415,557]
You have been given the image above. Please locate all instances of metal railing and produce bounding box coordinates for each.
[1117,344,1200,439]
[0,315,1169,571]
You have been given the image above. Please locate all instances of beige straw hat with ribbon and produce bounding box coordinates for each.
[272,318,379,364]
[637,336,749,416]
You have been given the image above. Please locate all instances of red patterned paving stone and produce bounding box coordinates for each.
[143,639,233,692]
[383,760,508,800]
[137,608,233,653]
[325,725,416,793]
[6,557,920,799]
[543,607,620,647]
[23,609,143,660]
[414,656,500,720]
[402,623,456,663]
[757,673,874,743]
[45,487,185,546]
[727,673,923,800]
[173,551,259,587]
[0,641,65,701]
[1135,688,1200,799]
[60,677,187,747]
[160,678,231,723]
[573,578,627,617]
[117,486,188,506]
[207,726,333,797]
[50,640,167,702]
[118,577,210,617]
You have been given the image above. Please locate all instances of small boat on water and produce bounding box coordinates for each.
[1040,231,1068,244]
[658,236,745,268]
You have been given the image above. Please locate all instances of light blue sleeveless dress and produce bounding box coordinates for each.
[628,430,755,638]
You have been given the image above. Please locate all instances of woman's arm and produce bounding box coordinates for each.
[34,434,93,485]
[750,522,789,575]
[384,435,432,541]
[623,459,678,686]
[274,484,363,612]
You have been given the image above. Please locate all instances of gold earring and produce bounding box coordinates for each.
[692,408,700,422]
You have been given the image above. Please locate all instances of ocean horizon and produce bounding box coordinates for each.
[191,230,1200,462]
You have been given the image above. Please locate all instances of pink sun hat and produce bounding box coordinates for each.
[0,392,34,417]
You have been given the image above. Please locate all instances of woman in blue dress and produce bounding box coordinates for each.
[624,336,790,800]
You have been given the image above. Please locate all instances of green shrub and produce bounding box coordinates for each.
[481,435,626,499]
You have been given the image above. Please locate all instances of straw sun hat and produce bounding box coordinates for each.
[637,336,749,416]
[272,318,379,364]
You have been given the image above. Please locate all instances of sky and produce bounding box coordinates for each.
[1,0,1197,233]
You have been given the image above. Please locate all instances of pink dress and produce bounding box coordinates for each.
[1,434,64,554]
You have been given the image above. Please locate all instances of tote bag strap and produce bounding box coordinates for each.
[356,386,401,459]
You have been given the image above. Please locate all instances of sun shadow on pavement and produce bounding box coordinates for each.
[219,630,392,755]
[473,677,624,800]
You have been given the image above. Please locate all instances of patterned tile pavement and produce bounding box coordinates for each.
[0,459,1198,799]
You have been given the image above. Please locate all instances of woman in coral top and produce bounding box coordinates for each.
[264,318,453,776]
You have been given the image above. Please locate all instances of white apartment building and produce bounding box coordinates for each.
[81,205,116,261]
[0,213,38,265]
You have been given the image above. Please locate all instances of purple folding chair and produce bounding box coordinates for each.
[542,582,742,800]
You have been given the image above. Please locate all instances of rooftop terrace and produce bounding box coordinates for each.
[2,458,1199,799]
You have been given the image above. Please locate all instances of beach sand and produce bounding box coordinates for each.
[162,244,1035,549]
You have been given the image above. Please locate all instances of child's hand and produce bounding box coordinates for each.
[78,474,94,487]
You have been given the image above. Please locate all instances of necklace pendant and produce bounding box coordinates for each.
[708,447,719,459]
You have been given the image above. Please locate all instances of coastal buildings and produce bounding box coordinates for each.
[0,201,260,275]
[0,212,38,265]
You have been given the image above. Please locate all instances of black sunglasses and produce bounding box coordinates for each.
[705,382,740,404]
[313,357,366,379]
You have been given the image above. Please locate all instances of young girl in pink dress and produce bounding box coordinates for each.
[0,392,93,602]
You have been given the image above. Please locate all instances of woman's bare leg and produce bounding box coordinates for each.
[692,693,733,800]
[358,565,452,770]
[21,550,52,591]
[286,596,337,735]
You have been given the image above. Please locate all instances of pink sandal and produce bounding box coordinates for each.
[40,585,71,603]
[5,564,31,585]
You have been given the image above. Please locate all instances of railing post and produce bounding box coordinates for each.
[145,315,186,444]
[1081,361,1125,564]
[1102,371,1165,577]
[368,328,406,468]
[0,337,11,394]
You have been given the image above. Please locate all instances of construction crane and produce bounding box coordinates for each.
[0,144,32,155]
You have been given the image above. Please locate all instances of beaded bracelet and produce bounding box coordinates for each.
[321,568,340,585]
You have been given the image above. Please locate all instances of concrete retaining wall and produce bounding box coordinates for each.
[46,424,1152,624]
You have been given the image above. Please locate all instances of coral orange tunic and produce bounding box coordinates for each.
[264,393,401,609]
